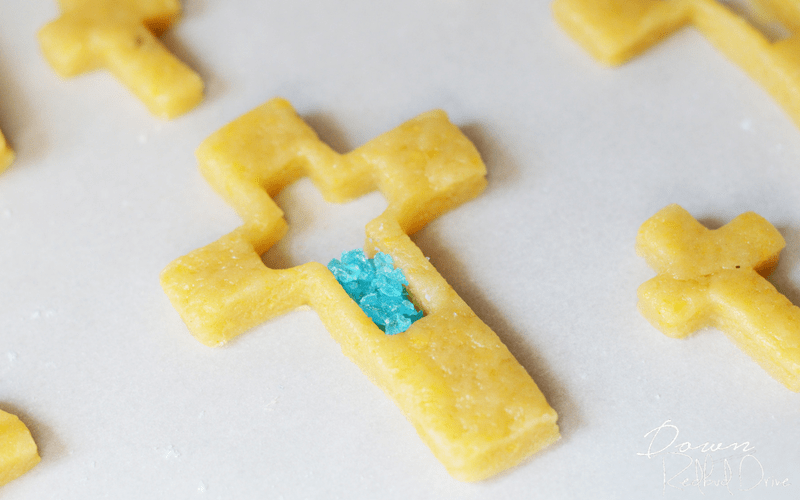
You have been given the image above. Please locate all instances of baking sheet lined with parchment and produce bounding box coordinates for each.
[0,1,798,498]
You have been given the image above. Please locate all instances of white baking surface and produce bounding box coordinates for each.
[1,1,799,498]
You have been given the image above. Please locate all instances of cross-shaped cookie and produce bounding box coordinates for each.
[38,0,203,118]
[637,204,800,391]
[161,98,560,480]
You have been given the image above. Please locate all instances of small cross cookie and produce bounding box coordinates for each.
[0,409,39,487]
[637,204,800,391]
[161,98,560,481]
[553,0,800,128]
[38,0,203,119]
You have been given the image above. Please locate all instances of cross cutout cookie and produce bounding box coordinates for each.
[637,204,800,391]
[161,98,559,481]
[38,0,203,119]
[553,0,800,128]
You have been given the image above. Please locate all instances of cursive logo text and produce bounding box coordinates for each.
[637,420,791,494]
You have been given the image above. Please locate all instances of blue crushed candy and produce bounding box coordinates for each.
[328,249,423,335]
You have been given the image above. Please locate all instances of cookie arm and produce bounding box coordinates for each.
[0,410,40,487]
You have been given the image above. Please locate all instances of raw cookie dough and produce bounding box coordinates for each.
[38,0,203,119]
[0,409,40,487]
[161,98,560,481]
[553,0,800,128]
[637,204,800,391]
[0,130,13,173]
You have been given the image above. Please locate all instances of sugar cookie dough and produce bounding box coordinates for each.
[161,98,560,481]
[0,130,13,173]
[553,0,800,128]
[38,0,203,119]
[637,204,800,391]
[0,410,40,487]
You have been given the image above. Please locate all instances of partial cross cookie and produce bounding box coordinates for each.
[38,0,203,119]
[0,409,40,487]
[553,0,800,128]
[0,129,13,173]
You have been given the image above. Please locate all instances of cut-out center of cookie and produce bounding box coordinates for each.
[261,177,387,269]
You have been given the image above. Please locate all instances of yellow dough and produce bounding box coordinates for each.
[0,410,40,487]
[161,98,559,481]
[636,204,800,392]
[553,0,800,128]
[0,130,13,173]
[38,0,203,119]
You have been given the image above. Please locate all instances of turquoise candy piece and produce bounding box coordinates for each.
[328,249,423,335]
